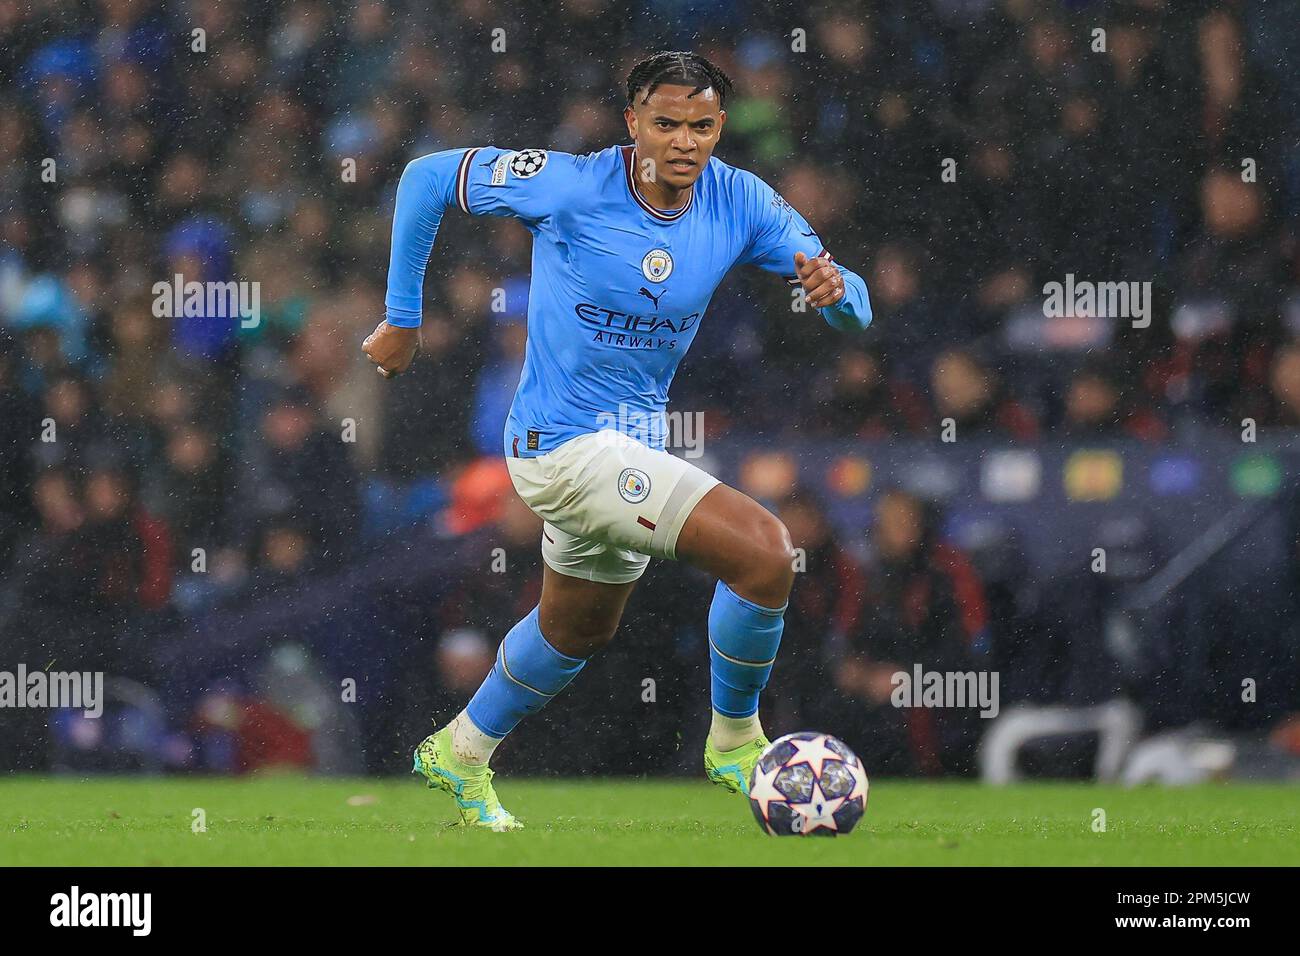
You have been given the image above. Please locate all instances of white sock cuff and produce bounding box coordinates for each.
[449,711,501,766]
[710,710,764,751]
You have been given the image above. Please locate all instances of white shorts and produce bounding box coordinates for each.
[504,429,720,584]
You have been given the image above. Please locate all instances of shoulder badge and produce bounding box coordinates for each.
[509,149,548,179]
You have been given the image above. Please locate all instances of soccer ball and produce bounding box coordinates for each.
[748,732,869,837]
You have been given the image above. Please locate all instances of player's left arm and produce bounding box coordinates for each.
[739,173,872,332]
[792,251,870,329]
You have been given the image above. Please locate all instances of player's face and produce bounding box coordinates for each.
[624,83,726,192]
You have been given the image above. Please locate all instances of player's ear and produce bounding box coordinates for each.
[716,109,726,137]
[624,105,637,141]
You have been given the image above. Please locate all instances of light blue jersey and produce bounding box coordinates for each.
[384,145,872,458]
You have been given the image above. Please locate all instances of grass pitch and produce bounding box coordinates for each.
[0,776,1295,866]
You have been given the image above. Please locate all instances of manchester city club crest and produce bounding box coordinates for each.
[618,467,651,503]
[641,248,673,283]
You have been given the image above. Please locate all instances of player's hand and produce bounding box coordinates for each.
[362,320,421,379]
[794,251,845,309]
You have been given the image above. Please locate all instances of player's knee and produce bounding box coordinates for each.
[732,517,796,606]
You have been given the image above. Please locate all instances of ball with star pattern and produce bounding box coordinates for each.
[748,732,869,836]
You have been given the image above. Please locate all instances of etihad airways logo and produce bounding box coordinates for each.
[575,302,700,350]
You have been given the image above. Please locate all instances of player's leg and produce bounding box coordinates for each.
[503,430,793,794]
[674,482,795,606]
[414,511,646,830]
[673,483,797,793]
[538,562,639,657]
[450,562,637,763]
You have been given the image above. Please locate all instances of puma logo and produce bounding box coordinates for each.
[638,287,664,310]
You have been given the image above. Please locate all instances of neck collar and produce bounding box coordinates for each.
[622,146,694,222]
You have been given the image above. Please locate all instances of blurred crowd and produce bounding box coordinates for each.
[2,0,1299,773]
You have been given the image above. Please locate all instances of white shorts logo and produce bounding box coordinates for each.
[641,248,673,283]
[509,149,548,179]
[618,467,652,504]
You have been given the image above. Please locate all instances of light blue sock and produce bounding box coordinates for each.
[465,605,587,738]
[708,580,787,718]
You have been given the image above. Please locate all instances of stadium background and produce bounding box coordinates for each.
[1,0,1298,781]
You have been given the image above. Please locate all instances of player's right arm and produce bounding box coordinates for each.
[364,147,567,377]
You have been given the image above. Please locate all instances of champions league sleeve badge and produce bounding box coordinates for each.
[509,149,548,179]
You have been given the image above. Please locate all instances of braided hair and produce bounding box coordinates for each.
[625,51,735,108]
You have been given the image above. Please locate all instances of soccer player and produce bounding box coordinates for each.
[364,51,871,830]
